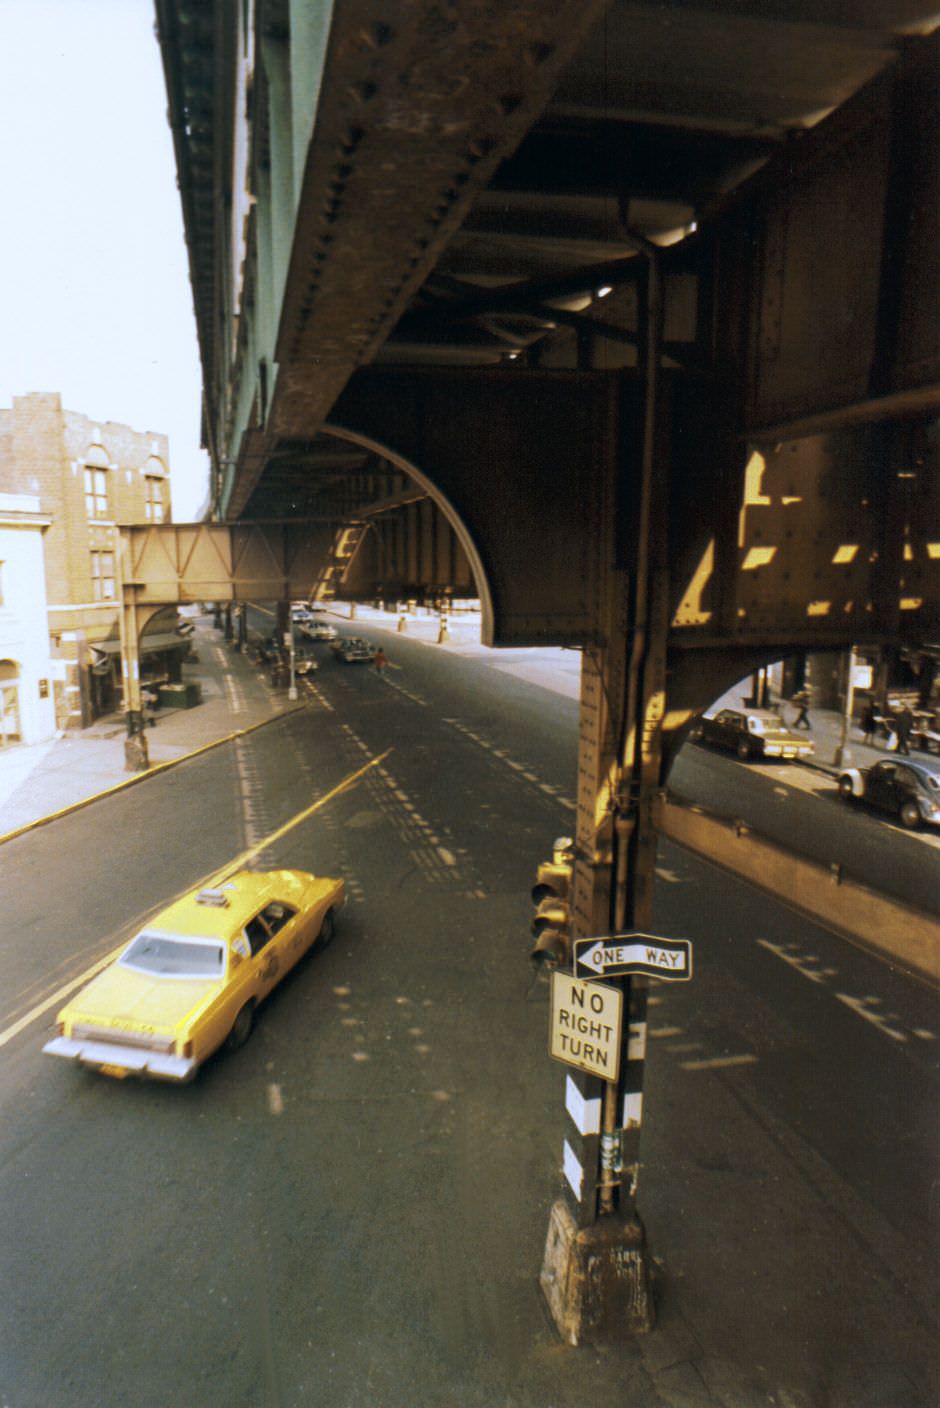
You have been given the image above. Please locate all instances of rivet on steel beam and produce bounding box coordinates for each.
[523,42,554,67]
[496,93,523,117]
[466,136,495,162]
[348,81,378,105]
[356,22,394,50]
[340,126,364,155]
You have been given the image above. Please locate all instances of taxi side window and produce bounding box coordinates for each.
[244,914,273,955]
[261,902,297,936]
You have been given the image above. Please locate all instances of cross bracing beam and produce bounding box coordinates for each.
[118,520,345,605]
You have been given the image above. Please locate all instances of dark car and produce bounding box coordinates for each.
[838,758,940,829]
[697,708,815,762]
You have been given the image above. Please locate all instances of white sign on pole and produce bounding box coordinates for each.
[574,933,692,981]
[549,974,623,1082]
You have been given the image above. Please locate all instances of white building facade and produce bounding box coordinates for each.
[0,493,58,746]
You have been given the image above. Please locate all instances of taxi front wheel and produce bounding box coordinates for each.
[319,909,336,948]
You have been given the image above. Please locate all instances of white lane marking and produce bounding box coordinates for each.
[757,938,832,985]
[436,847,456,866]
[680,1054,758,1071]
[649,1026,684,1039]
[914,1029,937,1041]
[835,993,908,1043]
[267,1083,284,1115]
[655,867,684,883]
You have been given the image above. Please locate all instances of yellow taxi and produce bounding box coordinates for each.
[43,868,345,1082]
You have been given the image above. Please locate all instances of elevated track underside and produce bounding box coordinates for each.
[153,0,938,703]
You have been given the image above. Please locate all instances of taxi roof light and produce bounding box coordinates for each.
[196,888,230,908]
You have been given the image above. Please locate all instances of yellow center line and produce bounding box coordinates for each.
[0,946,125,1049]
[1,748,392,1048]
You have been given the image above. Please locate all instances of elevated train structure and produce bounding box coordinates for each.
[150,0,939,1340]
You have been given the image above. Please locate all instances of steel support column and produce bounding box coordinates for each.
[118,531,149,772]
[541,235,673,1343]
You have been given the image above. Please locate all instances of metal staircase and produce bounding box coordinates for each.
[308,522,367,604]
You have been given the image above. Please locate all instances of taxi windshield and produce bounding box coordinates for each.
[119,933,226,979]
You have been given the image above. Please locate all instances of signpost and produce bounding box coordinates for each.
[574,932,692,982]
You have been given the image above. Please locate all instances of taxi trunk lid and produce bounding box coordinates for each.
[68,964,220,1036]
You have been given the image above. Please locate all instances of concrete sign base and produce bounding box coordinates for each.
[540,1198,654,1344]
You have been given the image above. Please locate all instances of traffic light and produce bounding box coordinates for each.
[530,836,574,968]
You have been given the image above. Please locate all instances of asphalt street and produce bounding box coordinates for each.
[0,624,937,1408]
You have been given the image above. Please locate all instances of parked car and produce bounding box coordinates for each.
[697,708,815,761]
[43,868,345,1082]
[333,636,375,663]
[302,621,338,642]
[838,758,940,830]
[295,656,318,676]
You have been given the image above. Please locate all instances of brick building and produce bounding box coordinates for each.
[0,392,186,730]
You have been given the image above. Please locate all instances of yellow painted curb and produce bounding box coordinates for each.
[0,704,310,849]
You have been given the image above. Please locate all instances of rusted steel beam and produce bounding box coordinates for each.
[226,0,612,515]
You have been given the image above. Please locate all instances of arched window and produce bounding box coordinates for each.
[143,455,167,523]
[83,444,110,519]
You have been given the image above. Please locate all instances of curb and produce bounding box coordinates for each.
[0,704,310,849]
[658,795,940,985]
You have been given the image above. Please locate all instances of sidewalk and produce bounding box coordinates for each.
[0,616,300,841]
[711,681,930,776]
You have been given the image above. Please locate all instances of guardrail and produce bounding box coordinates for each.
[657,794,940,984]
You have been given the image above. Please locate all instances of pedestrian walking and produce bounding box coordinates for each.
[373,647,388,676]
[895,704,913,755]
[791,687,812,730]
[860,702,877,745]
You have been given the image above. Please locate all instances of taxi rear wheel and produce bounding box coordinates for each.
[736,738,752,760]
[899,798,921,830]
[319,909,336,948]
[227,1002,255,1050]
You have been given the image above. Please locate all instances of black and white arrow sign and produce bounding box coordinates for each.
[574,933,693,981]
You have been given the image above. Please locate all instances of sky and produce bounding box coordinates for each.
[0,0,210,519]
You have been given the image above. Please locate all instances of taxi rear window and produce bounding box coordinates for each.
[119,934,225,979]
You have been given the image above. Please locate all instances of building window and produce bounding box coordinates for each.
[145,476,165,522]
[91,551,115,600]
[84,467,109,519]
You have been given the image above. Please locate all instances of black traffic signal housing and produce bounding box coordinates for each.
[530,836,574,969]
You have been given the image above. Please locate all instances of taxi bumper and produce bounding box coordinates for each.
[43,1035,196,1082]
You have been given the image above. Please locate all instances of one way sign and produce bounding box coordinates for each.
[574,933,693,981]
